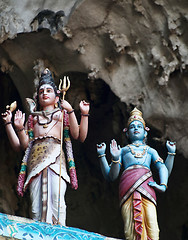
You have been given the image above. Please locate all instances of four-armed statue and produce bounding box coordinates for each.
[97,108,176,240]
[2,68,90,226]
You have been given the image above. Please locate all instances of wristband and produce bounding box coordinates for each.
[81,113,89,117]
[16,127,25,132]
[4,121,12,126]
[67,109,74,114]
[168,152,176,156]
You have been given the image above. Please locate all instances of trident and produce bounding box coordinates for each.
[57,76,70,223]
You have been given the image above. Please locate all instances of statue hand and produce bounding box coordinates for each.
[148,181,166,193]
[97,142,106,155]
[14,110,25,129]
[1,110,12,124]
[166,140,176,154]
[110,139,121,160]
[79,100,90,114]
[61,100,73,112]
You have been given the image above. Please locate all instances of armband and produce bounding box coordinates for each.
[98,154,106,158]
[154,157,164,164]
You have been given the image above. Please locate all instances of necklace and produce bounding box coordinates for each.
[128,144,148,158]
[37,108,60,128]
[132,142,144,147]
[44,114,60,136]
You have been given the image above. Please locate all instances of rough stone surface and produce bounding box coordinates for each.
[0,0,188,239]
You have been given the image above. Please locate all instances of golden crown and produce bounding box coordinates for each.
[127,107,146,128]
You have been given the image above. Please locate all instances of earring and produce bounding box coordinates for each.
[54,103,58,108]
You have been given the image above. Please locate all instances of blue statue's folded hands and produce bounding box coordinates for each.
[148,181,167,193]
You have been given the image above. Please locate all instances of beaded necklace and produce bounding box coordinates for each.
[132,142,145,147]
[128,144,148,158]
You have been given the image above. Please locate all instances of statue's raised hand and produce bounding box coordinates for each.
[79,100,90,114]
[110,139,121,160]
[97,142,106,155]
[166,140,176,154]
[14,110,25,130]
[1,110,12,124]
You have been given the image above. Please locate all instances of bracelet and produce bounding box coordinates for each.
[81,113,89,117]
[160,183,168,189]
[98,154,106,158]
[4,121,12,126]
[67,109,74,114]
[112,159,122,166]
[168,152,176,156]
[16,127,25,132]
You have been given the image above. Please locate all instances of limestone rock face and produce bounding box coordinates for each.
[0,0,188,239]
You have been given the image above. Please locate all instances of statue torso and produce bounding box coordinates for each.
[121,145,152,169]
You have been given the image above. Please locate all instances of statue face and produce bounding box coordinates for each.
[128,120,146,142]
[38,84,58,107]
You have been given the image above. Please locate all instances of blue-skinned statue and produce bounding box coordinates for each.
[97,108,176,240]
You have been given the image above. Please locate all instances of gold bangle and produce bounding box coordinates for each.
[112,159,122,166]
[98,154,106,158]
[168,152,176,156]
[160,183,168,189]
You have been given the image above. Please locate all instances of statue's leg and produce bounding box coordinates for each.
[30,173,42,221]
[121,194,136,240]
[142,197,159,240]
[48,169,67,225]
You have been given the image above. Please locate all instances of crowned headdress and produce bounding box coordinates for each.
[127,107,146,128]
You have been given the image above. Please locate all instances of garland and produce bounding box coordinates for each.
[17,115,34,197]
[63,111,78,190]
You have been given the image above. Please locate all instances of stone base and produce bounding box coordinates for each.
[0,213,121,240]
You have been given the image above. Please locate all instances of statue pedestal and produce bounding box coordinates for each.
[0,213,121,240]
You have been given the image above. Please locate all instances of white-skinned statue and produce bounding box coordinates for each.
[97,108,176,240]
[2,68,90,226]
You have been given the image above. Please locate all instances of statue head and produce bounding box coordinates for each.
[124,108,149,143]
[36,68,60,110]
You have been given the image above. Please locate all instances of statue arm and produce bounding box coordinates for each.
[2,110,29,151]
[61,100,79,139]
[148,148,168,193]
[61,100,90,142]
[97,140,122,181]
[4,122,21,152]
[164,141,176,177]
[78,100,90,142]
[108,139,122,181]
[97,143,111,180]
[14,110,29,150]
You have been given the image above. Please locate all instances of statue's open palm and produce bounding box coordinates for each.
[110,139,121,159]
[14,110,25,129]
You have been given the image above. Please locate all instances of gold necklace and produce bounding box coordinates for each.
[132,142,144,147]
[128,145,148,158]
